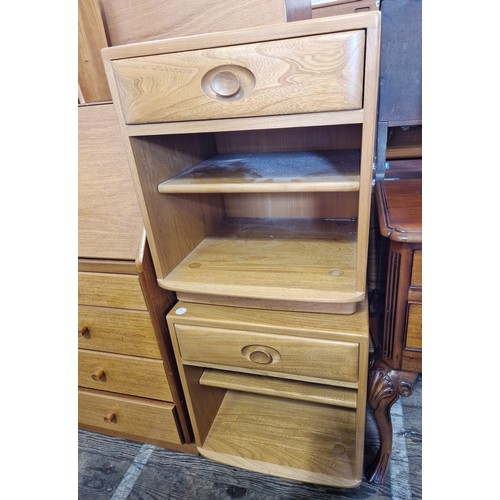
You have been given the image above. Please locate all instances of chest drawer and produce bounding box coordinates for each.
[78,306,161,359]
[111,30,365,125]
[411,250,422,287]
[78,350,173,401]
[405,302,422,350]
[174,324,359,383]
[78,389,182,445]
[78,272,147,310]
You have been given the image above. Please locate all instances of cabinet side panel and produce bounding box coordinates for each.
[129,135,225,278]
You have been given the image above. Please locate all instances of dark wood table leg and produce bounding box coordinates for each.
[366,353,418,484]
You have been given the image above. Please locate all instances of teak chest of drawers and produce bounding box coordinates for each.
[103,12,380,487]
[78,103,194,452]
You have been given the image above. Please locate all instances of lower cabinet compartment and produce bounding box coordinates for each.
[78,388,182,446]
[199,389,358,487]
[184,366,363,488]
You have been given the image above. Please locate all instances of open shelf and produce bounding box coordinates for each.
[199,390,358,488]
[200,369,357,408]
[158,150,360,194]
[159,217,360,304]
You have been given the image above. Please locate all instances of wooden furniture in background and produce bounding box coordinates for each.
[102,12,381,487]
[78,103,195,452]
[366,173,422,483]
[312,0,378,18]
[167,300,370,487]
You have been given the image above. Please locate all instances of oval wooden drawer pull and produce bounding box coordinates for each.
[78,325,90,338]
[92,368,106,381]
[210,70,241,97]
[104,412,117,424]
[241,345,281,365]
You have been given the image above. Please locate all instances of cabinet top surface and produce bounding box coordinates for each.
[376,178,422,243]
[102,11,380,61]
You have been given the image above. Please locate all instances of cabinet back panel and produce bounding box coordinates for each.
[224,192,358,218]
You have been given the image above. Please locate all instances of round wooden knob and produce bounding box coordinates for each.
[210,71,241,97]
[249,350,273,364]
[92,368,105,381]
[104,412,117,424]
[241,345,281,365]
[78,325,90,338]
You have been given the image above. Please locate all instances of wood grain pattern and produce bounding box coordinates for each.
[200,391,359,487]
[100,0,310,47]
[200,369,357,408]
[78,272,147,310]
[78,104,143,260]
[78,388,182,445]
[175,324,359,383]
[411,250,422,286]
[78,350,173,401]
[78,0,111,102]
[78,305,160,358]
[376,179,422,242]
[405,303,422,350]
[161,217,361,306]
[158,151,360,194]
[112,31,365,125]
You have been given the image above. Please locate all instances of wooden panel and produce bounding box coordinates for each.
[78,388,181,445]
[375,179,422,243]
[312,0,377,18]
[78,350,173,401]
[158,151,360,194]
[175,324,359,383]
[224,192,359,219]
[78,104,143,261]
[78,305,161,358]
[405,303,422,350]
[200,391,359,487]
[100,0,311,47]
[169,299,369,342]
[78,0,111,102]
[411,250,422,287]
[200,369,357,408]
[111,31,365,124]
[161,218,360,305]
[78,272,147,310]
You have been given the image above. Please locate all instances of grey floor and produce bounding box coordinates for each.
[78,375,421,500]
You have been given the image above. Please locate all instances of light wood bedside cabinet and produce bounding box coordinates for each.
[78,103,195,452]
[102,12,381,486]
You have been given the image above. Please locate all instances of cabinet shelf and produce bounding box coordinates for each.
[158,150,360,194]
[159,217,360,304]
[199,390,358,488]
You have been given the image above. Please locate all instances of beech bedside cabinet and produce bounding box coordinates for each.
[102,12,381,487]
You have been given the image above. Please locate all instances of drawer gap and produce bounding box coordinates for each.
[199,368,357,408]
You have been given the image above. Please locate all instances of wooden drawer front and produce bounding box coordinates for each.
[78,272,147,310]
[78,350,173,401]
[78,389,182,445]
[175,325,359,383]
[78,306,161,359]
[411,250,422,287]
[405,303,422,350]
[112,31,365,125]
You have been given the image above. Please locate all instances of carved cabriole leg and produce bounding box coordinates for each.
[366,355,418,484]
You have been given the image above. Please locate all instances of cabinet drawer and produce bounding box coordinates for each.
[78,272,147,310]
[112,30,365,125]
[411,250,422,287]
[174,325,359,383]
[405,303,422,350]
[78,305,161,359]
[78,350,173,401]
[78,389,182,445]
